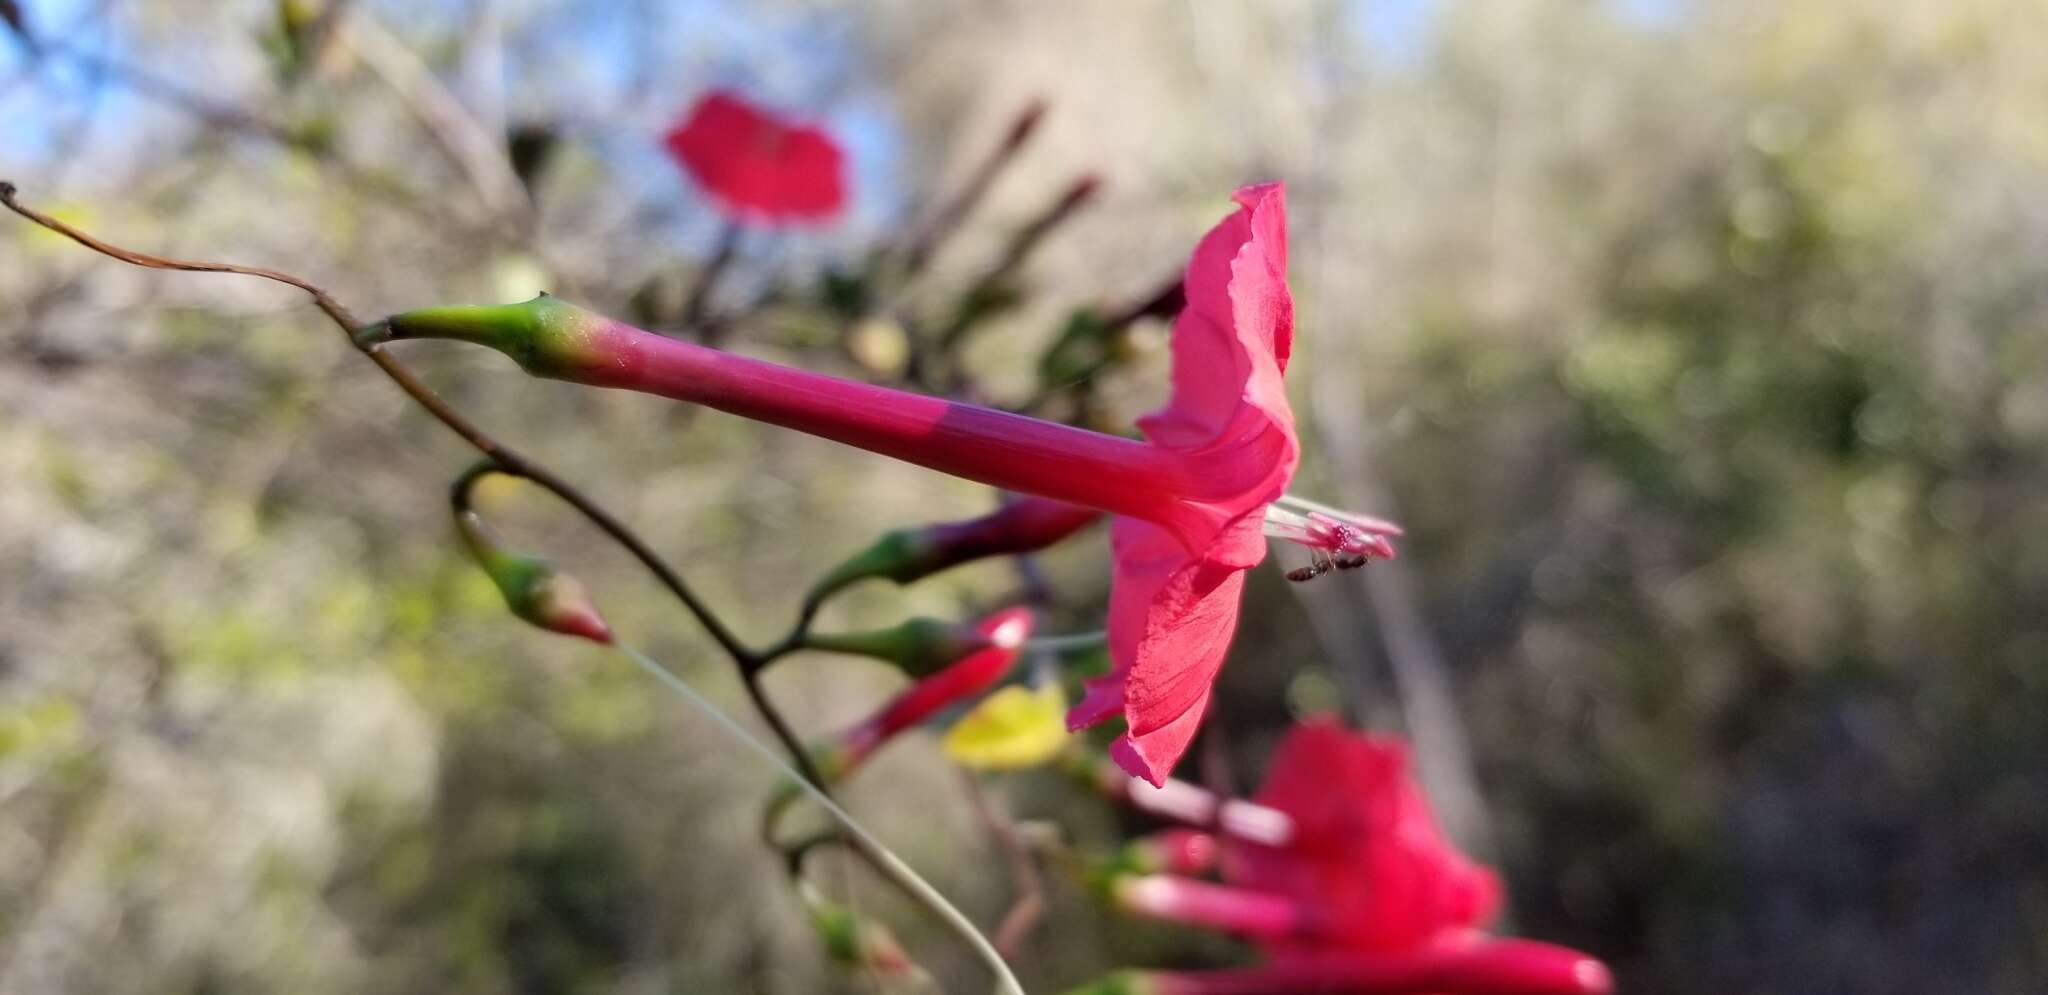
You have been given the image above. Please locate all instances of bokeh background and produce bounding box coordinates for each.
[4,1,2047,992]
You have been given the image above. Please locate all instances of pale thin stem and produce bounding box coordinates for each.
[617,643,1023,995]
[1025,631,1106,654]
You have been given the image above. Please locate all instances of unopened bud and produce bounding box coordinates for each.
[801,885,925,982]
[455,509,612,644]
[832,607,1034,768]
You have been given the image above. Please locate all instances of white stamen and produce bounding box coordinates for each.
[1275,493,1403,537]
[1261,504,1322,543]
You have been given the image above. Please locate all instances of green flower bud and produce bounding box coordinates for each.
[800,885,921,980]
[455,509,612,644]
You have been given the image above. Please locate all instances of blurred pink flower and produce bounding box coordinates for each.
[664,89,846,224]
[1099,721,1611,995]
[1225,719,1502,953]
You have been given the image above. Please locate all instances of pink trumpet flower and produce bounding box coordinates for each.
[367,183,1399,785]
[1224,720,1502,954]
[1094,721,1613,995]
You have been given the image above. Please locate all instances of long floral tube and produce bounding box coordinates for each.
[364,294,1281,552]
[1114,874,1316,940]
[1099,763,1295,847]
[1073,940,1613,995]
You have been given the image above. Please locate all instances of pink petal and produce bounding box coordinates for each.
[1068,184,1303,786]
[1075,517,1252,786]
[1227,720,1505,952]
[1137,182,1294,458]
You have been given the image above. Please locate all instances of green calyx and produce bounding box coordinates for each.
[803,617,995,677]
[370,293,613,380]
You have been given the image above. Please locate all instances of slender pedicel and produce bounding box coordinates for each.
[1099,766,1295,847]
[1113,874,1315,941]
[615,642,1024,995]
[366,295,1282,552]
[803,617,999,677]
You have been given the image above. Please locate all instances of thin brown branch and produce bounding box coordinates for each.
[683,220,742,340]
[899,98,1048,278]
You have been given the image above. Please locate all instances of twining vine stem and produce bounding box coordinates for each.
[0,181,1028,992]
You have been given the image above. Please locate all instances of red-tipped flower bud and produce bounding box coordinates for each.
[455,509,612,644]
[799,883,925,982]
[833,607,1034,769]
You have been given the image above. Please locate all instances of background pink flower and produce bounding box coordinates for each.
[1225,720,1503,954]
[664,89,847,224]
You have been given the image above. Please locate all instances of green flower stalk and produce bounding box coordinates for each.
[802,616,1001,677]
